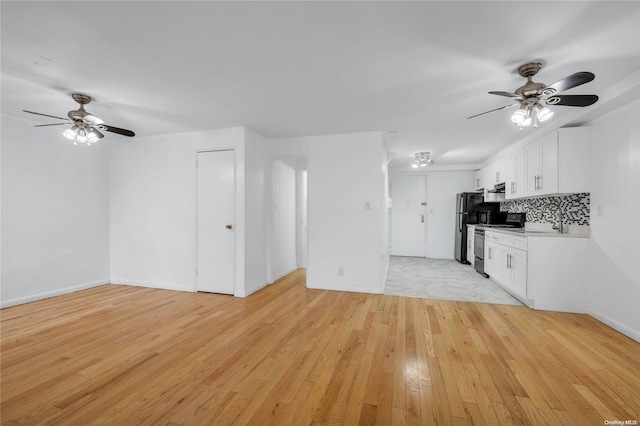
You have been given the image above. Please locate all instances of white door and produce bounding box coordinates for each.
[390,175,426,256]
[197,150,235,294]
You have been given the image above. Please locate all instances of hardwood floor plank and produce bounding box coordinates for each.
[358,402,377,426]
[2,269,639,424]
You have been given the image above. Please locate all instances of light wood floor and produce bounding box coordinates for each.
[2,270,639,425]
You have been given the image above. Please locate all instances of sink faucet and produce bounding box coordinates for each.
[538,202,564,233]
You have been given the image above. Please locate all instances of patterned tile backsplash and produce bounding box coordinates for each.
[500,193,590,225]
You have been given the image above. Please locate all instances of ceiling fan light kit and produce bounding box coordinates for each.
[24,93,135,145]
[412,152,435,168]
[62,122,104,145]
[468,62,598,130]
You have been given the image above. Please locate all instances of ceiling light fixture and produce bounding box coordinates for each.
[534,103,554,122]
[412,152,435,168]
[512,99,555,130]
[62,122,103,146]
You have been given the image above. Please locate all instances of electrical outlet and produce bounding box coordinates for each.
[338,266,344,276]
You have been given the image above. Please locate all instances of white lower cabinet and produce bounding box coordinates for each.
[486,231,528,303]
[484,240,498,279]
[500,247,527,298]
[485,230,589,313]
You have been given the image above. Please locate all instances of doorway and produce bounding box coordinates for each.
[196,149,235,294]
[271,158,308,282]
[390,175,426,257]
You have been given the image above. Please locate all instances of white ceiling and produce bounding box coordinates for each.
[2,1,639,168]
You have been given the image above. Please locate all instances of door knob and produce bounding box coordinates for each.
[225,224,233,230]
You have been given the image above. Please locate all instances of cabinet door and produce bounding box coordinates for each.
[499,247,512,289]
[485,241,496,277]
[510,249,527,298]
[474,170,483,191]
[494,158,505,185]
[539,133,558,195]
[515,149,525,198]
[483,167,492,196]
[505,154,517,199]
[524,141,540,196]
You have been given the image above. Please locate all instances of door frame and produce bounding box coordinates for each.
[195,148,238,295]
[267,156,308,284]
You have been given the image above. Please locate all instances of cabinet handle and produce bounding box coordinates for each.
[496,172,499,183]
[488,248,492,259]
[476,178,480,187]
[507,254,512,269]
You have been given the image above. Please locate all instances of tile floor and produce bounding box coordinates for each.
[384,256,524,306]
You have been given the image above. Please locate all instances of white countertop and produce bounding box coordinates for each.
[483,224,590,239]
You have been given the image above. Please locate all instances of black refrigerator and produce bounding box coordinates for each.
[455,192,490,264]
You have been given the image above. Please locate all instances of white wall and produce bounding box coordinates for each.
[271,159,297,280]
[1,115,110,307]
[243,128,270,295]
[109,131,199,292]
[425,171,476,259]
[109,126,267,297]
[587,99,640,342]
[305,131,388,293]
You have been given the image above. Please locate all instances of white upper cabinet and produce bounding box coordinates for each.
[524,127,589,197]
[481,158,507,201]
[483,158,506,191]
[492,157,506,186]
[474,170,484,191]
[505,148,524,199]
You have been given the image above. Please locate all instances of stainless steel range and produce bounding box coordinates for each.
[474,213,526,277]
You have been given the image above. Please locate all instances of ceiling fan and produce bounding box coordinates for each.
[23,93,135,145]
[467,62,598,128]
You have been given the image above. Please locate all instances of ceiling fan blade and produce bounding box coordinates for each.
[100,124,135,137]
[34,123,69,127]
[467,103,518,119]
[488,91,521,99]
[541,72,595,95]
[545,94,599,107]
[23,110,71,122]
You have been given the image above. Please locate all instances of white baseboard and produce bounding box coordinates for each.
[0,279,110,309]
[306,281,383,295]
[110,278,195,293]
[588,309,640,343]
[238,279,270,298]
[273,265,298,282]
